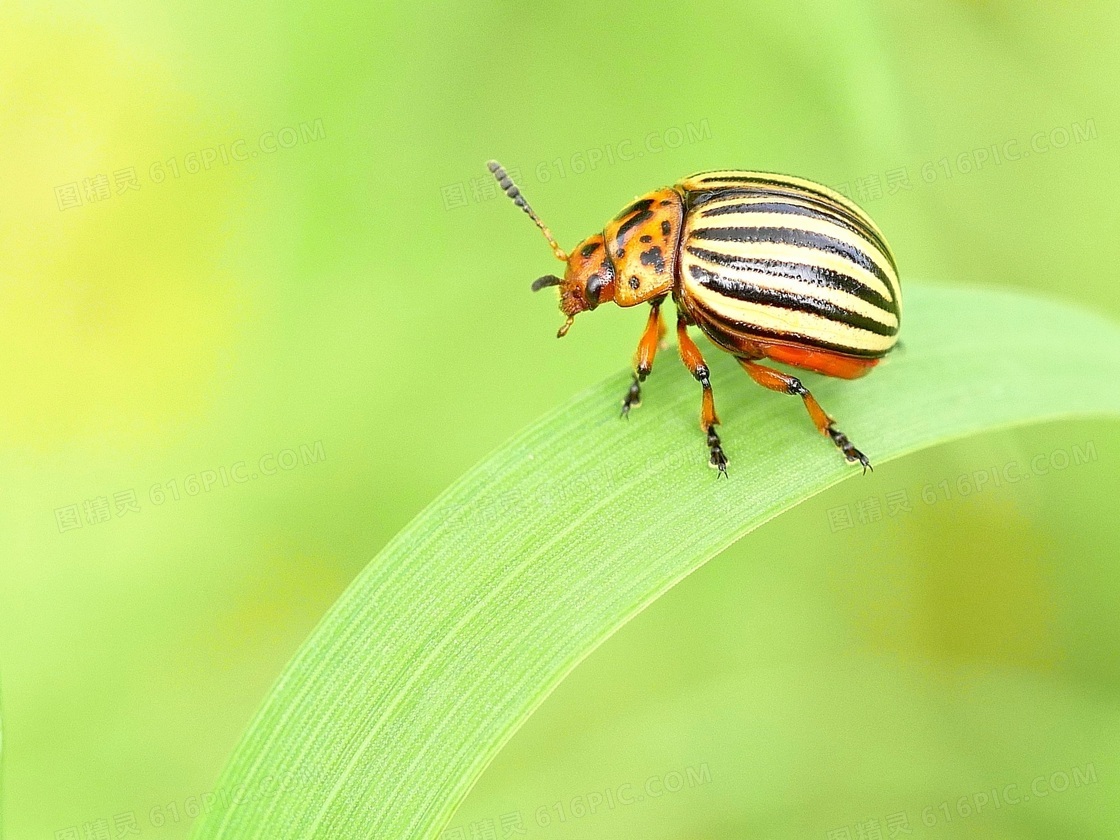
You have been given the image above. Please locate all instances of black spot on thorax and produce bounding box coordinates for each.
[640,245,666,274]
[615,198,654,220]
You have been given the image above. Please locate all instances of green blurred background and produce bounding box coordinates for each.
[2,1,1119,837]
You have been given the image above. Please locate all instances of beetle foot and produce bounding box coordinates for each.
[620,375,642,418]
[828,426,872,473]
[707,425,728,477]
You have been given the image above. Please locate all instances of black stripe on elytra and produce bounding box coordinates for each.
[698,173,853,206]
[689,296,890,358]
[689,264,897,336]
[690,225,893,291]
[686,245,897,315]
[687,184,895,269]
[697,199,892,272]
[694,197,887,256]
[688,183,872,234]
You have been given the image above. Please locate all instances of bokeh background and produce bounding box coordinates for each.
[2,1,1119,837]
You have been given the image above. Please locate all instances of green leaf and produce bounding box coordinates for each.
[192,284,1120,839]
[1,694,5,840]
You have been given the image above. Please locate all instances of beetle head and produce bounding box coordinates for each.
[532,234,617,336]
[489,159,619,338]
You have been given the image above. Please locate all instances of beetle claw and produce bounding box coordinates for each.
[706,425,729,478]
[828,426,872,473]
[620,375,641,418]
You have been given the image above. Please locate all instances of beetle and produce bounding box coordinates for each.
[486,160,900,476]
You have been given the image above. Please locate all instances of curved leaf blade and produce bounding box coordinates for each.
[193,284,1120,839]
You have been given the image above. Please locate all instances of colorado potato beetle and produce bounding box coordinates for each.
[487,160,901,475]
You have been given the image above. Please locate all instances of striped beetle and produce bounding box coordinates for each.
[487,161,900,475]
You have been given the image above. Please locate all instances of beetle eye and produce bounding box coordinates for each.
[584,259,616,307]
[585,274,610,305]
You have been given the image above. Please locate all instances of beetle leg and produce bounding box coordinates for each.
[738,360,872,472]
[677,317,727,476]
[621,301,664,418]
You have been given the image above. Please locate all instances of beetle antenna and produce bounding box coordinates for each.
[487,159,567,262]
[531,274,561,292]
